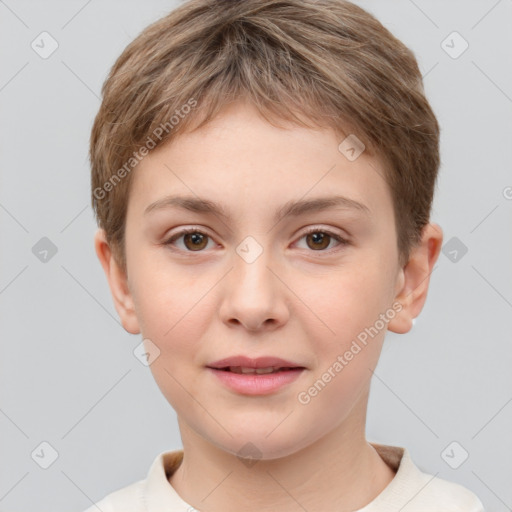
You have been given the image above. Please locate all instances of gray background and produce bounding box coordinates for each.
[0,0,511,511]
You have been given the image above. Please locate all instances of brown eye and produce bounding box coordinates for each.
[296,228,349,253]
[305,231,331,250]
[183,232,209,251]
[165,229,214,252]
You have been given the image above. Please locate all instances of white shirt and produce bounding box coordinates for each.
[84,442,485,511]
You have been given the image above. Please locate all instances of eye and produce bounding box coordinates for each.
[163,227,350,254]
[295,227,349,252]
[164,228,215,252]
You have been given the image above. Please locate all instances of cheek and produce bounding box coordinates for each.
[129,259,220,381]
[294,267,390,422]
[128,250,204,335]
[297,260,393,338]
[135,287,209,357]
[135,284,212,408]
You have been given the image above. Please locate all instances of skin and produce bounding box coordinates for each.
[95,100,443,512]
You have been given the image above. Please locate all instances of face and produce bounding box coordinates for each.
[100,101,422,460]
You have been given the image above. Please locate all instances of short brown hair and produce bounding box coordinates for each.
[90,0,440,270]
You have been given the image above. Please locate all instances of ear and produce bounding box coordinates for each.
[94,228,140,334]
[388,223,443,334]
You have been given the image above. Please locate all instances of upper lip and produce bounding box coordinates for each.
[207,356,305,369]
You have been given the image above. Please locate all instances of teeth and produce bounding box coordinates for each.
[256,367,279,374]
[229,366,283,374]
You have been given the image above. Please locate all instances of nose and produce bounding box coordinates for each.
[218,247,290,332]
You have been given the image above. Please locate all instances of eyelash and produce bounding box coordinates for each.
[163,226,350,254]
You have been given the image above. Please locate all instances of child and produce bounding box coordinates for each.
[86,0,485,510]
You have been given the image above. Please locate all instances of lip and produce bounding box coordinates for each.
[207,355,305,369]
[207,367,306,395]
[206,355,306,396]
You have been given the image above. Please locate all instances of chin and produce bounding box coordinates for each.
[213,425,312,462]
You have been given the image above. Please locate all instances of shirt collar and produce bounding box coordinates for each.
[143,443,412,511]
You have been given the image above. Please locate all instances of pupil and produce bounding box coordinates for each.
[308,232,329,250]
[185,232,206,251]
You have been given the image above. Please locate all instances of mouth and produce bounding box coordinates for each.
[205,356,307,394]
[206,364,306,395]
[213,366,305,374]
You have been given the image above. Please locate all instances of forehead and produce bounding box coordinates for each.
[129,102,393,224]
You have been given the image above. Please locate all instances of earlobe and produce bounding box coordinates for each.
[93,229,141,334]
[388,223,443,335]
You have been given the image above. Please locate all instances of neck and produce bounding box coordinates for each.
[169,395,396,511]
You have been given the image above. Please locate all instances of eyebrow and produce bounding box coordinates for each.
[144,194,371,224]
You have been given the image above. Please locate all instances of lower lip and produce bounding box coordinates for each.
[207,368,305,395]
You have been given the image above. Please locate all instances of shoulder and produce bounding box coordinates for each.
[413,474,485,511]
[369,443,485,511]
[82,479,145,512]
[81,449,186,512]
